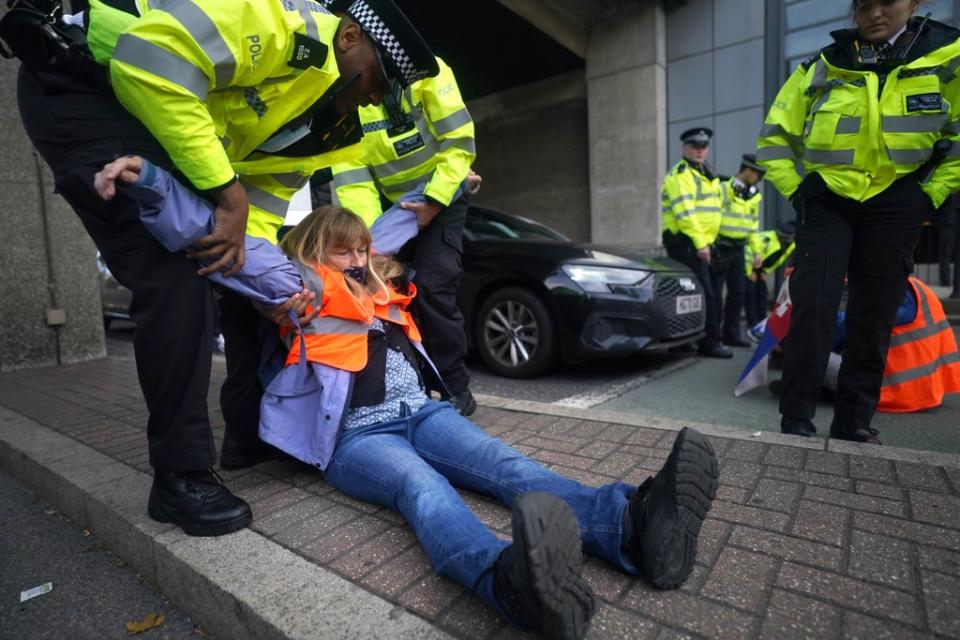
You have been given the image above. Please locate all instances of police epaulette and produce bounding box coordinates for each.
[676,163,686,174]
[800,53,819,70]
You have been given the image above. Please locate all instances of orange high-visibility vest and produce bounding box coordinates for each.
[374,283,422,343]
[880,277,960,413]
[286,263,374,372]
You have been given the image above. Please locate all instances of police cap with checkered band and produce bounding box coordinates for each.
[324,0,439,89]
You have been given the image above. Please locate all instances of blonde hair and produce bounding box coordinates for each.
[280,205,397,304]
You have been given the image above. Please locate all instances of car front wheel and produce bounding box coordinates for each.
[476,287,556,378]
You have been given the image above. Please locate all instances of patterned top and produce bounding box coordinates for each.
[343,318,429,430]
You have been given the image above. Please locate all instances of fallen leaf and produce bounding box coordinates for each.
[127,612,165,634]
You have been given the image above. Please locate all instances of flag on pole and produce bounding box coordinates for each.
[735,277,793,396]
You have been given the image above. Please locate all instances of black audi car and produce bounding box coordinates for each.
[460,206,705,378]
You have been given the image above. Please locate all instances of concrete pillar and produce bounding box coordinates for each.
[586,3,667,247]
[0,62,105,372]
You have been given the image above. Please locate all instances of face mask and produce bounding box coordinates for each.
[343,266,367,283]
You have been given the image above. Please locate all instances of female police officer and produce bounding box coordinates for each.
[757,0,960,443]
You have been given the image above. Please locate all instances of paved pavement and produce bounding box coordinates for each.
[599,339,960,454]
[2,351,960,639]
[0,470,202,640]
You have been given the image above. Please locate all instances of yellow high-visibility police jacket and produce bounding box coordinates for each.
[745,230,795,276]
[660,159,722,250]
[330,57,475,227]
[719,178,762,241]
[85,0,363,241]
[757,18,960,209]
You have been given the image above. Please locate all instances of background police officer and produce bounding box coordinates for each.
[744,221,796,334]
[661,127,731,359]
[331,56,478,415]
[713,154,766,347]
[757,0,960,443]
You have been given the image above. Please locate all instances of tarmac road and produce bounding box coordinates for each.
[0,470,203,640]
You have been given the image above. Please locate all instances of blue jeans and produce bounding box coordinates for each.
[324,401,639,614]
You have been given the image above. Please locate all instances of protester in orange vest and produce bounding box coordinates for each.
[258,206,719,640]
[829,276,960,413]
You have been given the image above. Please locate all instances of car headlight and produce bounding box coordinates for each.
[561,265,653,293]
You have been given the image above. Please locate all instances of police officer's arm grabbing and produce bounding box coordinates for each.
[105,6,394,275]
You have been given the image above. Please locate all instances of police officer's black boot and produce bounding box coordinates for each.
[148,469,252,536]
[492,493,596,640]
[622,428,719,589]
[450,388,477,417]
[829,417,882,445]
[780,416,817,437]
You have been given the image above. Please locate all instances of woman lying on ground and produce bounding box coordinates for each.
[262,206,721,640]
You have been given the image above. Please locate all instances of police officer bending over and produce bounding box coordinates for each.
[6,0,437,536]
[757,0,960,443]
[713,154,765,347]
[661,127,732,359]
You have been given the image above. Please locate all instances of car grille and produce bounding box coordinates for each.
[655,275,705,337]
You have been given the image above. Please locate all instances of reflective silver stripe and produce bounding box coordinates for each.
[888,289,949,347]
[152,0,236,88]
[372,135,476,177]
[804,148,855,164]
[385,304,403,323]
[670,194,694,206]
[302,315,371,335]
[947,145,960,158]
[113,33,209,99]
[882,114,948,134]
[295,261,325,299]
[334,167,374,187]
[724,212,758,220]
[944,120,960,136]
[757,146,797,162]
[937,56,960,83]
[759,123,803,147]
[720,225,756,234]
[292,0,319,40]
[243,184,288,217]
[273,172,310,189]
[383,169,435,195]
[432,108,472,136]
[809,61,827,92]
[694,206,722,213]
[674,209,696,220]
[887,147,933,164]
[835,117,861,134]
[882,350,960,386]
[889,318,953,347]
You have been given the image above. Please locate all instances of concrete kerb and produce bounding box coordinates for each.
[473,393,960,469]
[0,407,450,640]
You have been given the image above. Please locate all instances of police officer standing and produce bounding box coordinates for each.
[661,128,731,359]
[744,221,796,334]
[10,0,437,535]
[713,154,765,347]
[330,52,478,415]
[757,0,960,443]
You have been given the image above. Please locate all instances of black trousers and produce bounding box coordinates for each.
[710,240,747,342]
[217,290,265,448]
[398,194,471,393]
[744,277,769,328]
[663,231,721,347]
[779,174,928,430]
[937,203,960,290]
[17,67,227,471]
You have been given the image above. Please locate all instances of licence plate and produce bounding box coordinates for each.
[676,295,702,315]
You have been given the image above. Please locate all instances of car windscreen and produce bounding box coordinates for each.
[465,210,569,242]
